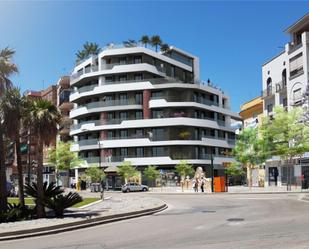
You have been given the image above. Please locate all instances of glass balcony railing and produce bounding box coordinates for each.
[73,99,140,111]
[78,139,99,146]
[75,84,97,93]
[71,120,102,130]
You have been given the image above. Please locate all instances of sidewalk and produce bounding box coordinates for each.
[146,185,309,194]
[0,195,166,240]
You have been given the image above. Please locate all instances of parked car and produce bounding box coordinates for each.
[121,183,149,193]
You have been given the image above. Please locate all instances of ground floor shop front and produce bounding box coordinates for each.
[265,159,309,189]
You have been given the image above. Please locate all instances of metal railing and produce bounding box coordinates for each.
[78,139,99,146]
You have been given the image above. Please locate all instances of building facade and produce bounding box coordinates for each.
[69,44,240,188]
[239,96,265,186]
[262,13,309,188]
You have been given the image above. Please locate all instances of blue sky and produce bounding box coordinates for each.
[0,1,308,111]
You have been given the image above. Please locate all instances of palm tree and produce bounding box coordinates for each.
[76,42,100,64]
[83,42,100,56]
[150,35,162,52]
[160,43,170,54]
[24,99,61,218]
[1,88,26,207]
[140,35,150,48]
[0,47,18,212]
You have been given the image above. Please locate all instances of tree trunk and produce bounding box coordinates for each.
[15,126,25,207]
[0,127,8,211]
[247,164,253,188]
[36,136,45,218]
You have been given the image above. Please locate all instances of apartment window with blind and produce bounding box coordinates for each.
[289,53,303,78]
[293,88,302,103]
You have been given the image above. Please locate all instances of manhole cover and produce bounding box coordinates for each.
[201,210,216,213]
[227,218,244,222]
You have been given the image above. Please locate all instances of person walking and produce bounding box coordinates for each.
[194,178,199,192]
[200,178,205,193]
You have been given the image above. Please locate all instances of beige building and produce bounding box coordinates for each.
[239,96,265,187]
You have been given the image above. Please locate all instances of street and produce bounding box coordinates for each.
[1,193,309,249]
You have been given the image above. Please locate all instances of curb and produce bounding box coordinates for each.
[0,204,167,241]
[146,191,308,195]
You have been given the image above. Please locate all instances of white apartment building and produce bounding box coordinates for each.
[262,13,309,188]
[69,43,240,189]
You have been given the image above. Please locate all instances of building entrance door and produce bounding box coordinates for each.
[269,167,278,186]
[302,166,309,189]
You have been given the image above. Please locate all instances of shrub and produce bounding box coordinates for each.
[0,203,34,222]
[43,192,82,217]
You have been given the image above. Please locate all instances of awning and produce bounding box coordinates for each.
[104,166,118,173]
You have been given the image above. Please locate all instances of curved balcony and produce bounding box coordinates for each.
[70,99,142,119]
[70,62,167,86]
[70,117,235,136]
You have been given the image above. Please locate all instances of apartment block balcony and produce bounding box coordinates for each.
[71,62,167,83]
[262,87,276,98]
[275,81,287,93]
[288,42,303,54]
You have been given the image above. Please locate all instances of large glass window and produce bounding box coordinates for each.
[120,148,128,157]
[135,93,143,104]
[120,130,128,138]
[152,147,164,157]
[120,111,128,120]
[135,111,143,119]
[134,56,142,64]
[119,57,127,65]
[136,147,144,157]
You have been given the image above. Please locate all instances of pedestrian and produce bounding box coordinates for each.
[194,178,199,192]
[201,178,205,193]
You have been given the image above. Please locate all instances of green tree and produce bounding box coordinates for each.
[175,160,194,191]
[0,47,18,212]
[48,141,82,186]
[150,35,162,52]
[143,165,160,188]
[117,161,138,184]
[24,99,61,218]
[85,166,105,183]
[1,88,27,207]
[260,106,309,189]
[140,35,150,48]
[233,128,268,187]
[76,42,100,63]
[225,163,245,177]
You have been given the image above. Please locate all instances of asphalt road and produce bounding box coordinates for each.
[1,193,309,249]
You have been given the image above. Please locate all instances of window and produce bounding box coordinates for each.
[120,130,128,138]
[134,74,143,81]
[282,69,287,86]
[119,93,128,104]
[283,97,288,107]
[135,111,143,119]
[135,93,143,104]
[136,147,144,157]
[151,91,162,99]
[119,75,127,82]
[119,57,127,65]
[152,128,164,140]
[152,147,164,157]
[293,88,302,101]
[134,56,142,64]
[171,66,175,77]
[120,112,128,120]
[267,104,273,113]
[289,53,303,78]
[107,112,114,120]
[135,129,144,138]
[107,131,114,139]
[152,110,163,119]
[120,148,128,157]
